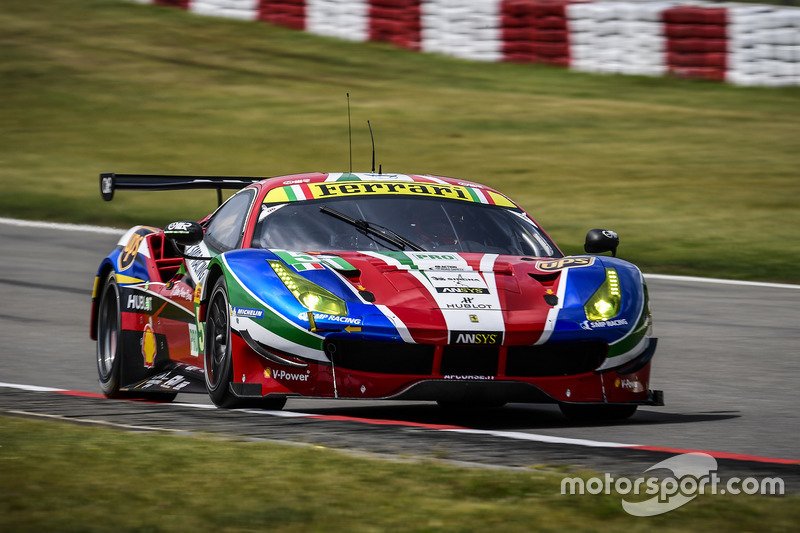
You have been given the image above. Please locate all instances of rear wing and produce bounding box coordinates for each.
[100,173,267,206]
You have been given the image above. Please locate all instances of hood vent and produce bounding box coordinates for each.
[528,271,560,285]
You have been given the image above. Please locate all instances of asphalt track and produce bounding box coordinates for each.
[1,218,798,487]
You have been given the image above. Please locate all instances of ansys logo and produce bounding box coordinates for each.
[449,330,502,345]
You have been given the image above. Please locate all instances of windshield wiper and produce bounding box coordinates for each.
[320,205,425,252]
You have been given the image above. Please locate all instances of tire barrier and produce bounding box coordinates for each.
[259,0,306,30]
[129,0,800,86]
[370,0,422,51]
[501,0,573,66]
[727,5,800,87]
[664,6,728,81]
[421,0,503,62]
[190,0,260,20]
[568,2,674,77]
[306,0,369,42]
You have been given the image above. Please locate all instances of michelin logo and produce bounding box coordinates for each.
[233,307,265,319]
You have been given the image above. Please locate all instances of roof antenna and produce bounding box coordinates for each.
[368,120,375,173]
[347,93,352,173]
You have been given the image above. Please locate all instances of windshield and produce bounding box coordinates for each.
[253,196,561,257]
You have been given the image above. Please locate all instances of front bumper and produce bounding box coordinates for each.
[230,334,663,407]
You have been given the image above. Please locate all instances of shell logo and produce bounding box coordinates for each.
[142,323,156,368]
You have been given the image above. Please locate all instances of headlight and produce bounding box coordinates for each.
[584,268,622,321]
[268,260,348,316]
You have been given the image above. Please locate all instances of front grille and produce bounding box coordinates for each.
[440,346,499,377]
[324,339,606,378]
[325,339,434,375]
[505,342,607,377]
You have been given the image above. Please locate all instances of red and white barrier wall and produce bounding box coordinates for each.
[135,0,800,86]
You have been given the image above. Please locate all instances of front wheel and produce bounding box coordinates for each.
[204,276,240,408]
[559,403,638,421]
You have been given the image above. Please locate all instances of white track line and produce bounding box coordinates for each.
[0,217,125,235]
[644,273,800,290]
[2,217,797,290]
[0,382,634,448]
[0,382,66,392]
[4,381,799,463]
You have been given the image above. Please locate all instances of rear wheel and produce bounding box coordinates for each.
[204,277,240,408]
[96,274,123,398]
[559,403,638,421]
[96,273,178,402]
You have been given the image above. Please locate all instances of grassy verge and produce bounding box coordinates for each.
[1,0,799,282]
[1,415,798,532]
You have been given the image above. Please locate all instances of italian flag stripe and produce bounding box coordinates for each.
[464,187,481,203]
[466,187,488,204]
[294,262,324,271]
[286,185,301,202]
[299,183,314,198]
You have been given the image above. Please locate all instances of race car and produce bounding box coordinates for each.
[91,171,662,419]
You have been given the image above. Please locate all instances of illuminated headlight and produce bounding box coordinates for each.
[584,268,622,321]
[268,260,347,316]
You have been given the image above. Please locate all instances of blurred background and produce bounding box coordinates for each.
[2,0,798,283]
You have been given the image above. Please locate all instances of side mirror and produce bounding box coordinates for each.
[164,221,204,246]
[584,229,619,257]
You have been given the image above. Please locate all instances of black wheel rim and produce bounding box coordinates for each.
[205,288,230,391]
[97,281,119,381]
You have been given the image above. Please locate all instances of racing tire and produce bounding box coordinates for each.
[96,273,178,403]
[204,276,241,408]
[97,273,123,398]
[559,403,638,421]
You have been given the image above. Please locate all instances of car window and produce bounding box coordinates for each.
[254,196,560,257]
[204,188,255,253]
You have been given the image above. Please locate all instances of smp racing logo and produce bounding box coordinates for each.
[580,318,629,331]
[449,330,503,345]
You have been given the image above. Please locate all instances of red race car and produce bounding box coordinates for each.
[92,171,662,419]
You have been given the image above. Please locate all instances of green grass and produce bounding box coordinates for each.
[1,0,799,282]
[1,415,798,532]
